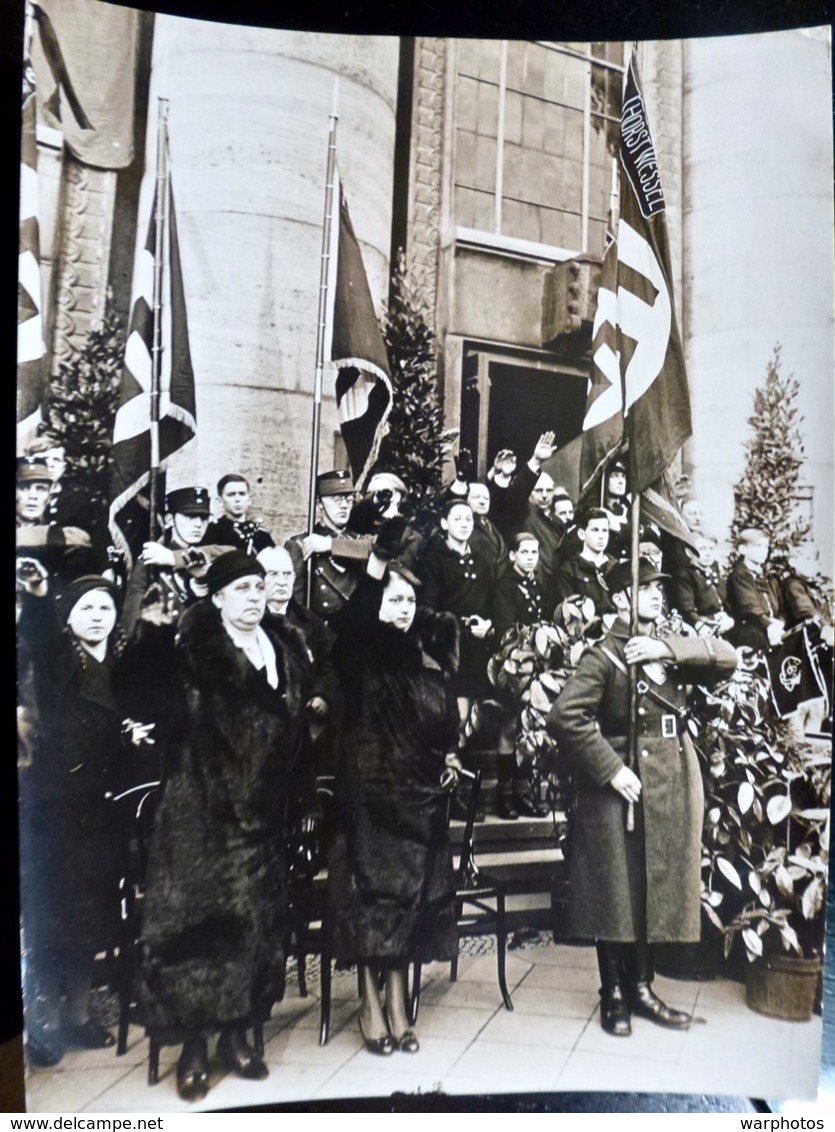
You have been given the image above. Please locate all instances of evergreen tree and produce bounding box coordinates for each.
[373,251,457,535]
[730,345,810,570]
[43,303,124,525]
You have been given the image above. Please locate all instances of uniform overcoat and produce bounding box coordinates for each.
[547,622,737,943]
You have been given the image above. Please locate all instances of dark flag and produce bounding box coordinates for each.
[618,53,692,493]
[108,179,197,567]
[767,624,830,718]
[325,169,393,492]
[17,53,46,442]
[579,52,695,548]
[580,229,623,493]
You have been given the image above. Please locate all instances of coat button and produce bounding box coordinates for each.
[638,706,646,716]
[641,749,649,758]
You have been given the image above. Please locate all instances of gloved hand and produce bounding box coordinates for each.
[374,516,410,560]
[455,448,473,481]
[348,493,388,534]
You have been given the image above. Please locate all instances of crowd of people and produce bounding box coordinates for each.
[16,428,833,1098]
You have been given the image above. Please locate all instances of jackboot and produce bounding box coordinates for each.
[513,773,550,818]
[596,941,631,1037]
[496,753,518,820]
[622,939,692,1030]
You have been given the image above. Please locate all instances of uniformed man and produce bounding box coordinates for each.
[486,432,558,541]
[547,557,738,1036]
[123,487,231,634]
[285,470,372,622]
[204,474,275,556]
[601,458,631,560]
[16,456,96,590]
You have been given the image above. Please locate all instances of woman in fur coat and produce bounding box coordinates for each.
[327,538,461,1056]
[122,550,314,1102]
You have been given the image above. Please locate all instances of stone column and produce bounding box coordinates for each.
[140,20,399,539]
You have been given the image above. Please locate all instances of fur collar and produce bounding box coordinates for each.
[175,599,310,710]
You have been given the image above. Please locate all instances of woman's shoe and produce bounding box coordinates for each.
[67,1020,116,1049]
[176,1039,209,1103]
[358,1015,394,1056]
[396,1030,420,1053]
[216,1029,269,1080]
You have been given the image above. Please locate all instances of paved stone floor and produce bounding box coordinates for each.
[18,936,824,1113]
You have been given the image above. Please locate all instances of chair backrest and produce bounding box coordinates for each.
[111,781,161,891]
[455,768,482,887]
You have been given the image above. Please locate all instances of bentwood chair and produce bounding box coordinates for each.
[409,767,514,1025]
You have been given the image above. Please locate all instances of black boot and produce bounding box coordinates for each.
[496,753,518,820]
[176,1035,209,1102]
[622,940,692,1030]
[513,772,549,818]
[596,941,631,1036]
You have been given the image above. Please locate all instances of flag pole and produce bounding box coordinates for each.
[305,80,339,606]
[626,487,641,834]
[149,97,169,543]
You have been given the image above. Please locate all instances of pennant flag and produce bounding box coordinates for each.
[324,169,393,492]
[109,178,197,567]
[767,624,829,719]
[578,52,695,548]
[17,54,46,443]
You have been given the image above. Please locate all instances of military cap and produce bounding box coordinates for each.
[16,456,51,483]
[205,549,265,595]
[608,459,627,475]
[166,486,211,516]
[367,471,408,495]
[606,555,670,594]
[317,469,355,497]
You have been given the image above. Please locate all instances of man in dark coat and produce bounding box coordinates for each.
[258,544,342,777]
[547,557,738,1038]
[485,432,557,541]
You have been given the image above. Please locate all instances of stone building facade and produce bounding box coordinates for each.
[32,16,833,561]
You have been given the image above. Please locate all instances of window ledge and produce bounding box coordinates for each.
[454,227,579,266]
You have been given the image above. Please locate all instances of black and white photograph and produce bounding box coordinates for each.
[13,0,834,1113]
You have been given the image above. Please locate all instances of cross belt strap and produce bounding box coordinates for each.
[600,644,687,720]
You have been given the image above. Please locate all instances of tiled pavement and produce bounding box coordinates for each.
[22,940,823,1113]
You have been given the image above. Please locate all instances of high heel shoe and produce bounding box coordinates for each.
[358,1014,394,1056]
[176,1038,209,1103]
[395,1030,420,1053]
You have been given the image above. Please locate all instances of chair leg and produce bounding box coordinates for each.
[252,1023,264,1057]
[148,1035,160,1086]
[408,961,422,1026]
[496,891,513,1011]
[297,950,308,998]
[319,953,332,1047]
[117,1010,129,1057]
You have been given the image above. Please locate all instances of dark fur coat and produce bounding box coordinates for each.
[327,575,461,965]
[125,600,314,1033]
